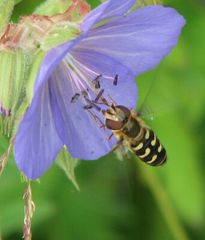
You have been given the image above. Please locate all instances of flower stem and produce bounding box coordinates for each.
[136,159,189,240]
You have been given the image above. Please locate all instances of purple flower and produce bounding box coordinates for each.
[14,0,185,179]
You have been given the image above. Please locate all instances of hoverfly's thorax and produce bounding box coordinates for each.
[121,116,141,138]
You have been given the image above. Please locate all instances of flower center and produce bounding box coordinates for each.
[64,54,118,109]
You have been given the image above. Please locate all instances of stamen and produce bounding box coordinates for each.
[84,97,101,111]
[94,89,104,103]
[87,110,106,131]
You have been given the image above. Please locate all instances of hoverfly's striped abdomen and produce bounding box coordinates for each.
[131,128,167,166]
[103,105,167,167]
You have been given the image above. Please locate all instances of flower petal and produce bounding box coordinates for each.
[81,0,136,32]
[79,6,186,75]
[34,38,81,95]
[49,51,137,160]
[98,0,136,20]
[14,81,63,180]
[49,67,113,160]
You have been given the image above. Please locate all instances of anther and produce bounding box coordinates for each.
[93,75,102,89]
[83,105,93,110]
[70,93,80,103]
[113,74,119,86]
[82,89,89,97]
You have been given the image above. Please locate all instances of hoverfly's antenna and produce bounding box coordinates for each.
[137,65,161,118]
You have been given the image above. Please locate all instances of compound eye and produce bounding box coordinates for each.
[105,119,124,130]
[115,105,131,119]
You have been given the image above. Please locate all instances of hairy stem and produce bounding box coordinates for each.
[136,160,189,240]
[23,181,35,240]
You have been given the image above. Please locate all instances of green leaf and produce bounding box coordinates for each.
[56,147,80,191]
[34,0,72,16]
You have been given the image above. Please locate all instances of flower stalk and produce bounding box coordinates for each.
[136,159,189,240]
[23,181,35,240]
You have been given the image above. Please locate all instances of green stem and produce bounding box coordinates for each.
[136,160,189,240]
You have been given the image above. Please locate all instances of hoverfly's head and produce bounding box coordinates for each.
[102,105,131,130]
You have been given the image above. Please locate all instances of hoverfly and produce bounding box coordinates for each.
[102,104,167,166]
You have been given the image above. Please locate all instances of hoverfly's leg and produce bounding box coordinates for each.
[111,137,124,152]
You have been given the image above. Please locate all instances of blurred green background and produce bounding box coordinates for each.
[0,0,205,239]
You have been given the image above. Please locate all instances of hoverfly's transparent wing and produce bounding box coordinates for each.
[136,66,161,121]
[136,63,184,123]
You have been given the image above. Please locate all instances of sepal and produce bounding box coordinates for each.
[0,0,15,36]
[56,146,80,191]
[0,48,29,136]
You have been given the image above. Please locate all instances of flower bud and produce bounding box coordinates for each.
[0,0,15,36]
[0,48,29,136]
[41,21,80,51]
[34,0,90,21]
